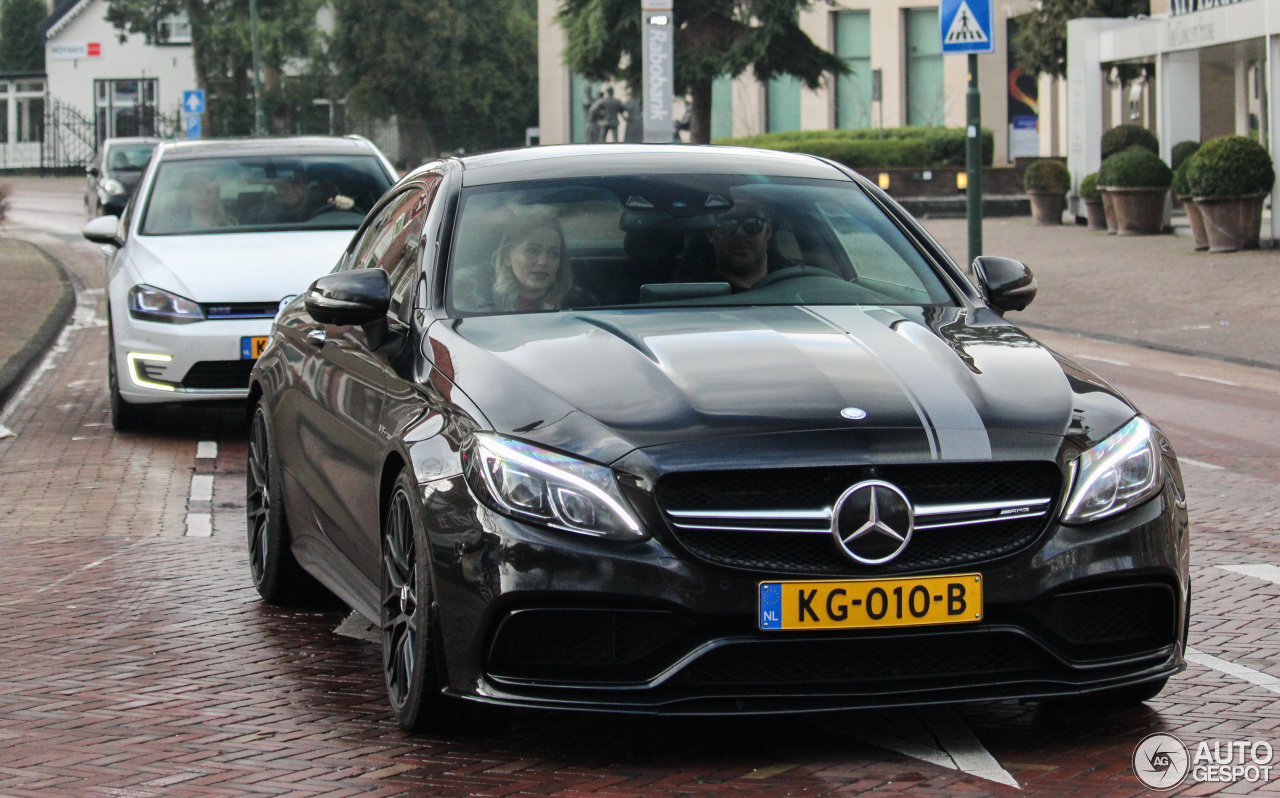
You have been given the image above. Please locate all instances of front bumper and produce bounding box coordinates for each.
[422,474,1190,715]
[113,315,272,403]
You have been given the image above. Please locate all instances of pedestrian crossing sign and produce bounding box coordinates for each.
[940,0,994,54]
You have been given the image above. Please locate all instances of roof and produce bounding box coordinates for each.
[156,136,383,162]
[39,0,93,40]
[454,144,848,187]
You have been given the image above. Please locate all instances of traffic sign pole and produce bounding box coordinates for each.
[967,54,982,269]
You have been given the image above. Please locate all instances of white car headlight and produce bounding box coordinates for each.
[465,434,645,540]
[128,284,205,324]
[1062,416,1164,524]
[101,178,127,196]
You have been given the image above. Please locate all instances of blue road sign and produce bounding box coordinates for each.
[940,0,994,55]
[185,113,202,139]
[182,89,206,115]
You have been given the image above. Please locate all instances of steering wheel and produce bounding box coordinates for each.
[306,205,344,221]
[750,265,834,290]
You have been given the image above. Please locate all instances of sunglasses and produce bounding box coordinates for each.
[715,216,767,235]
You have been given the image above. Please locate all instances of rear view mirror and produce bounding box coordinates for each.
[82,215,123,247]
[304,270,390,326]
[86,165,101,177]
[972,256,1037,315]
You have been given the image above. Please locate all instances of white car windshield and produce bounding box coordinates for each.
[447,175,957,314]
[140,155,393,236]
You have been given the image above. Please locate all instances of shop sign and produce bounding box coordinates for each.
[49,41,102,60]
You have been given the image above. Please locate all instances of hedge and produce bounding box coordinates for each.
[1184,135,1275,198]
[715,126,995,168]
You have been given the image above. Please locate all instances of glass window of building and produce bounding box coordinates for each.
[835,11,872,129]
[905,8,944,127]
[158,13,192,44]
[94,78,160,143]
[710,75,733,139]
[767,74,801,133]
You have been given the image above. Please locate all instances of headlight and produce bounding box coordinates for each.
[464,434,645,540]
[101,178,127,196]
[1062,416,1163,524]
[128,284,205,324]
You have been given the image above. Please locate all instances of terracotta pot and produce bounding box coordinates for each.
[1193,194,1267,253]
[1082,198,1107,231]
[1027,191,1066,224]
[1178,195,1209,251]
[1108,187,1167,235]
[1099,188,1118,234]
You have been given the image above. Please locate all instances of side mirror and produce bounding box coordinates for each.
[304,269,390,326]
[82,215,123,247]
[972,256,1037,314]
[86,166,100,177]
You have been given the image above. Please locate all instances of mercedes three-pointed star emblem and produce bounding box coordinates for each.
[831,480,915,564]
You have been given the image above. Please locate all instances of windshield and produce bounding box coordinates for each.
[105,143,157,173]
[140,155,393,236]
[447,175,955,315]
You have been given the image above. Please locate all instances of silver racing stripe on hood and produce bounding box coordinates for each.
[801,306,992,461]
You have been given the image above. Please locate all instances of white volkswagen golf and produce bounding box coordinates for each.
[83,137,396,430]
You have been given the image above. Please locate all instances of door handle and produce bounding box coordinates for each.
[305,329,326,347]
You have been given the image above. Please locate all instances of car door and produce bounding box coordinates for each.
[295,181,439,579]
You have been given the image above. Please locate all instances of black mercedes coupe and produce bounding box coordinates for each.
[246,145,1190,731]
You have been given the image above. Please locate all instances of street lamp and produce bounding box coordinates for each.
[250,0,265,137]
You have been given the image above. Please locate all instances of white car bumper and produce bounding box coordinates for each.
[113,316,273,404]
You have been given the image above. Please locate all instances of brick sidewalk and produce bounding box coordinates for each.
[921,216,1280,369]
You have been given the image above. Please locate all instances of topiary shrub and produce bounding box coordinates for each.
[1171,140,1200,172]
[1023,159,1071,193]
[1101,124,1159,159]
[1098,148,1171,189]
[1171,157,1194,198]
[1184,135,1275,197]
[1079,172,1100,200]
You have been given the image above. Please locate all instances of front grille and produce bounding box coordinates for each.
[200,302,279,319]
[180,360,256,390]
[487,608,695,683]
[657,462,1060,575]
[678,631,1051,686]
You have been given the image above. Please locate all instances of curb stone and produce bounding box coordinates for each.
[0,239,76,413]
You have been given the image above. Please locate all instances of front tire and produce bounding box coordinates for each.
[246,403,328,604]
[381,469,507,734]
[107,328,141,432]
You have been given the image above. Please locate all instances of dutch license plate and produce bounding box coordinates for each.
[759,574,982,631]
[241,336,269,360]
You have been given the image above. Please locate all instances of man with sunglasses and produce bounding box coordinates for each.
[705,202,788,290]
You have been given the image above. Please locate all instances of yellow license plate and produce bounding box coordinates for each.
[241,336,269,360]
[759,574,982,631]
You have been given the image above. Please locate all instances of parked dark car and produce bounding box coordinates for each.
[246,144,1190,732]
[86,137,161,218]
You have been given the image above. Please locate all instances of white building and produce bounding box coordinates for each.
[40,0,195,144]
[538,0,1072,166]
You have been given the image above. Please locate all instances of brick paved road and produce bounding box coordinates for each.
[1,217,1280,795]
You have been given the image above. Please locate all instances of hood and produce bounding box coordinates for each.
[128,230,355,303]
[431,305,1136,466]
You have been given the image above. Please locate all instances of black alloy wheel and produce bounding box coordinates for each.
[107,325,141,432]
[246,403,326,604]
[380,469,507,734]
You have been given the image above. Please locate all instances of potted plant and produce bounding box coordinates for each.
[1097,148,1170,235]
[1170,140,1200,210]
[1079,172,1106,231]
[1102,124,1159,159]
[1184,135,1276,252]
[1172,155,1208,251]
[1024,160,1071,224]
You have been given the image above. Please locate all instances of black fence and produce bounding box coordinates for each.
[37,98,182,172]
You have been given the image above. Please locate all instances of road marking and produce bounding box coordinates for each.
[1186,647,1280,694]
[189,474,213,502]
[844,708,1020,788]
[1073,353,1130,366]
[334,611,380,642]
[1216,564,1280,585]
[1175,372,1241,386]
[196,441,218,459]
[1180,457,1225,471]
[186,514,212,537]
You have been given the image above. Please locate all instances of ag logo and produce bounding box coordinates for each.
[1133,732,1189,790]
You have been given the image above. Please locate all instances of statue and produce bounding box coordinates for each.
[582,86,603,143]
[623,98,643,142]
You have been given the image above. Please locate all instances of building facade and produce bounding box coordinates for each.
[538,0,1069,166]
